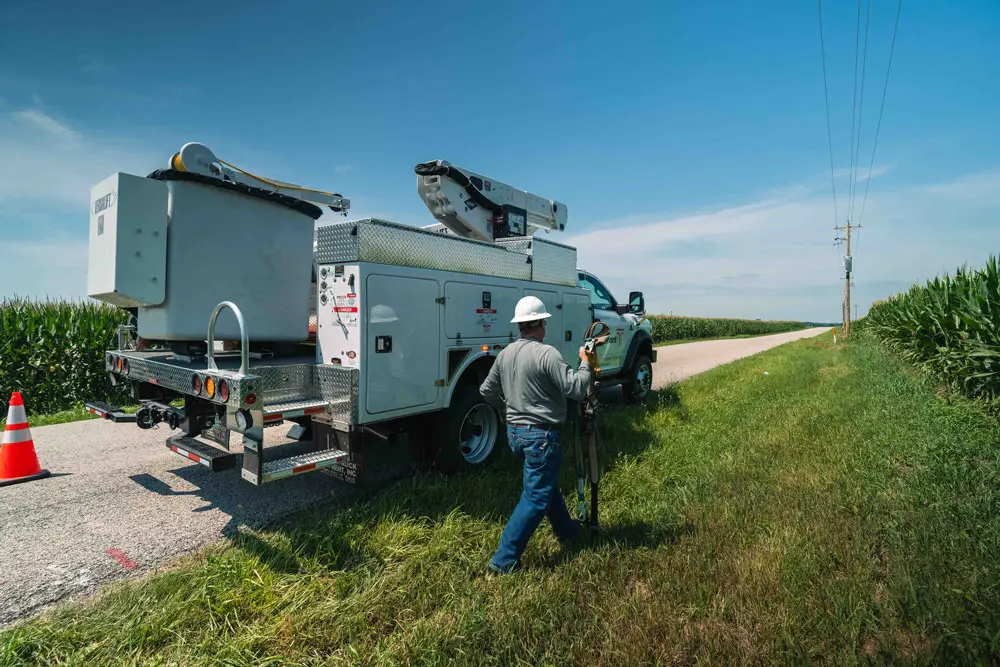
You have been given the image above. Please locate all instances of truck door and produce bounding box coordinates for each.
[577,271,627,374]
[365,274,441,415]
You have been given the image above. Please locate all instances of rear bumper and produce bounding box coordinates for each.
[103,350,360,430]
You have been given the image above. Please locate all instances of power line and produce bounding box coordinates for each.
[858,0,903,227]
[847,0,862,222]
[850,0,873,224]
[817,0,839,231]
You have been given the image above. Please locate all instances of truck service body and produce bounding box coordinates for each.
[86,144,655,486]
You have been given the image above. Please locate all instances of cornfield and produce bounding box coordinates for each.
[0,299,130,415]
[647,315,806,343]
[862,256,1000,408]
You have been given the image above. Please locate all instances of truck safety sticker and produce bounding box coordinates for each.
[334,293,359,325]
[476,308,498,330]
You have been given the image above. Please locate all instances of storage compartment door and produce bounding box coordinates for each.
[561,292,592,366]
[521,288,565,360]
[365,274,441,415]
[444,282,518,339]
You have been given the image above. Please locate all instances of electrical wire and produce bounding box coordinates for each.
[817,0,839,231]
[858,0,903,227]
[850,0,873,224]
[847,0,862,224]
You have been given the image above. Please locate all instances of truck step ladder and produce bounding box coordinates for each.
[166,434,237,471]
[84,401,137,423]
[262,449,349,484]
[262,399,331,425]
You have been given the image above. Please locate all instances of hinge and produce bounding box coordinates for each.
[435,297,445,304]
[434,379,446,387]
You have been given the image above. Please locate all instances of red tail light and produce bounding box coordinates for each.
[218,379,230,403]
[192,374,203,394]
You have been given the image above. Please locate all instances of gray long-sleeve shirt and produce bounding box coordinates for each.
[479,338,593,425]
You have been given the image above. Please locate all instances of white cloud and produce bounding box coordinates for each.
[0,239,88,300]
[13,108,80,143]
[0,108,156,208]
[567,169,1000,322]
[833,163,891,183]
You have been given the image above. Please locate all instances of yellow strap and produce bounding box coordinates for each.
[218,159,341,198]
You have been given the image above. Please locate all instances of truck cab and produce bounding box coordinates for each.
[577,270,656,402]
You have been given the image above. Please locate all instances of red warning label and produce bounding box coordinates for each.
[476,308,498,314]
[334,306,358,313]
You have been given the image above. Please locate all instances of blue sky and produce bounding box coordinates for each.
[1,0,998,322]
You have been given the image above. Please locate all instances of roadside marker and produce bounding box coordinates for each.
[0,392,50,487]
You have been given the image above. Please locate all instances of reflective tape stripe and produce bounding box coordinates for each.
[5,404,26,424]
[2,429,33,445]
[6,422,30,431]
[169,444,211,468]
[292,463,316,474]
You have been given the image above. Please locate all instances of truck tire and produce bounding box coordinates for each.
[622,353,653,403]
[433,385,505,474]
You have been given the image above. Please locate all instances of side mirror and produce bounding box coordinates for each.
[628,291,645,315]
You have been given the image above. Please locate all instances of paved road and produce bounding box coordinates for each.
[0,422,345,626]
[0,327,826,627]
[652,327,829,387]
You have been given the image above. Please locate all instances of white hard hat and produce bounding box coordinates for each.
[511,296,552,323]
[370,304,399,323]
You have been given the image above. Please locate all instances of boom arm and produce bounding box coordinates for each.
[415,160,567,242]
[169,142,350,214]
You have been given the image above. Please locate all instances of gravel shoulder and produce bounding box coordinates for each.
[1,327,827,626]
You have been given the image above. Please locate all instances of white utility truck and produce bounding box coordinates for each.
[86,144,655,485]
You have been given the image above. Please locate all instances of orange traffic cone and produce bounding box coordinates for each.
[0,392,50,487]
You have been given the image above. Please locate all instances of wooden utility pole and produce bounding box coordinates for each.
[834,221,860,335]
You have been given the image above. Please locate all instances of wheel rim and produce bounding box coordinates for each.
[635,363,653,398]
[459,403,499,465]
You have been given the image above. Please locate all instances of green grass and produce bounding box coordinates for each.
[0,403,140,429]
[4,334,1000,665]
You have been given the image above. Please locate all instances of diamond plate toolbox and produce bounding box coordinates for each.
[316,218,532,281]
[496,237,578,286]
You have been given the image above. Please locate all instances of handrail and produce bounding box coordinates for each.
[206,301,249,375]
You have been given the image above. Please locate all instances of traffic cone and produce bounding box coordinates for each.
[0,392,50,487]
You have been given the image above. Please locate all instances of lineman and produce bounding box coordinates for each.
[480,296,594,574]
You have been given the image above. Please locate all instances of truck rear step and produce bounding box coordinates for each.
[85,401,136,423]
[263,399,330,425]
[262,449,349,483]
[166,434,236,471]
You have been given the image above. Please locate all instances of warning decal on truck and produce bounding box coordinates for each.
[334,293,360,324]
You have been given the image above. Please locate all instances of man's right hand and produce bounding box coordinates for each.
[579,346,592,363]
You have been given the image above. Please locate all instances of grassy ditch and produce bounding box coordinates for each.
[4,334,1000,665]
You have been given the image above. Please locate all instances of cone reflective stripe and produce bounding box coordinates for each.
[0,392,50,486]
[2,428,34,444]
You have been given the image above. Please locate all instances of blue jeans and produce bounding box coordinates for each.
[489,425,579,572]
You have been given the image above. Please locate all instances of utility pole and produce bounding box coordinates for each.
[834,221,860,335]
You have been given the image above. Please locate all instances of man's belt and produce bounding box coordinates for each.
[509,422,563,432]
